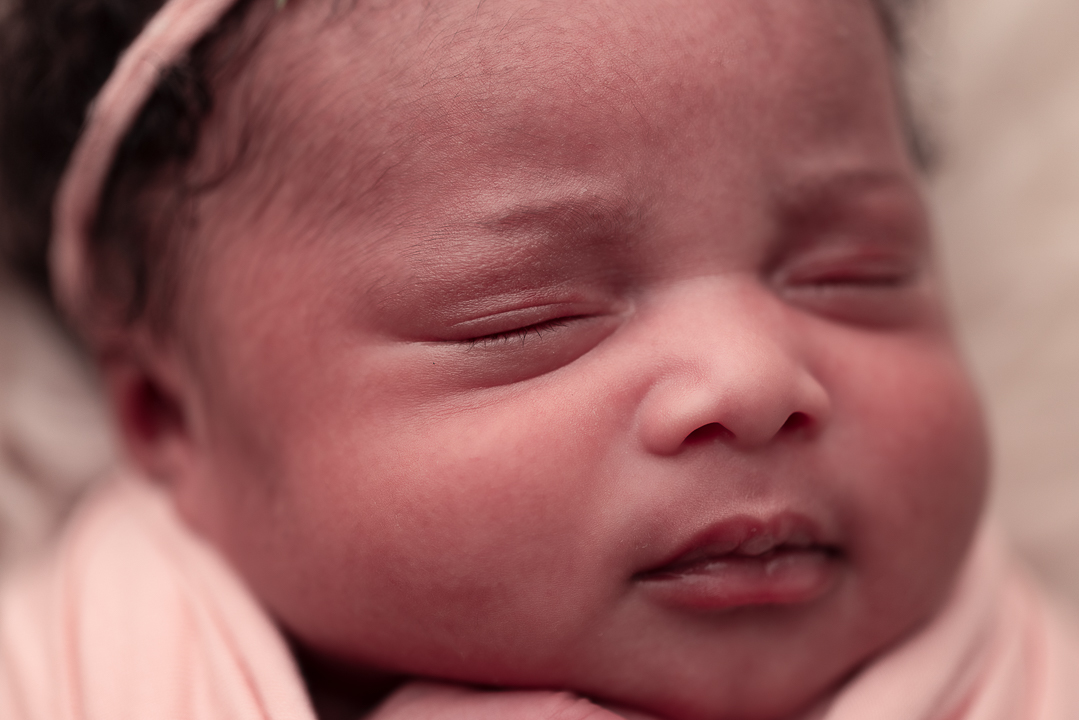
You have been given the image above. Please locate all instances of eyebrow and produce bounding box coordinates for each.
[778,166,921,208]
[480,194,646,248]
[389,193,646,296]
[764,165,929,263]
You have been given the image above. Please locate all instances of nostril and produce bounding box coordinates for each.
[684,423,735,445]
[781,411,811,433]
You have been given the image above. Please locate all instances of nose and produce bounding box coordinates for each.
[635,282,831,456]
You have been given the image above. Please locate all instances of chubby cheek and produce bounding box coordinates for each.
[821,328,988,620]
[220,360,629,677]
[175,262,630,678]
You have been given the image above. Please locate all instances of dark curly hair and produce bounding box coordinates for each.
[0,0,919,331]
[0,0,261,327]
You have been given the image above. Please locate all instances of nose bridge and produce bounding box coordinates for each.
[635,279,830,455]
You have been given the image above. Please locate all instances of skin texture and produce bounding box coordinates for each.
[106,0,989,718]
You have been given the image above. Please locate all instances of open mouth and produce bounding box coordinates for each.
[634,516,842,610]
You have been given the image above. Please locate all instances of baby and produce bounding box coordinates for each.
[1,0,1077,718]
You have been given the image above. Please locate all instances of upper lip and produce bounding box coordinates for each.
[634,513,840,578]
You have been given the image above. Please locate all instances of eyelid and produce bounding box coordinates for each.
[772,244,932,327]
[423,303,627,387]
[439,301,616,343]
[466,317,579,347]
[772,245,923,288]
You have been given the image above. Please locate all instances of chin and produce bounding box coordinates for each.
[545,582,945,720]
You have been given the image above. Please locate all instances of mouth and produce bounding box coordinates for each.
[633,514,842,611]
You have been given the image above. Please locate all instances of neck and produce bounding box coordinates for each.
[288,635,405,720]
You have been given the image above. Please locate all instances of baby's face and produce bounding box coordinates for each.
[155,0,987,717]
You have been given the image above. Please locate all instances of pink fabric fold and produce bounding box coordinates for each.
[1,473,1077,720]
[0,473,317,720]
[821,523,1079,720]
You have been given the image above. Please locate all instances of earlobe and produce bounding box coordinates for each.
[99,338,198,485]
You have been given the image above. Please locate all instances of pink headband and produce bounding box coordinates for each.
[50,0,246,324]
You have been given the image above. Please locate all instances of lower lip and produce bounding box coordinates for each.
[636,549,839,610]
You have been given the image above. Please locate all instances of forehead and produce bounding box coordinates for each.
[207,0,902,225]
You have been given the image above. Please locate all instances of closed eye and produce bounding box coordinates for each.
[790,267,916,289]
[466,317,580,348]
[777,249,920,287]
[432,309,622,386]
[774,251,928,326]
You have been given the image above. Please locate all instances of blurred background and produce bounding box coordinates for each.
[1,0,1079,606]
[911,0,1079,603]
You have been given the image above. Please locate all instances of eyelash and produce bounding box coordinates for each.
[793,270,913,288]
[466,318,574,348]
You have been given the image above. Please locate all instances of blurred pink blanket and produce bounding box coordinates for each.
[1,474,1078,720]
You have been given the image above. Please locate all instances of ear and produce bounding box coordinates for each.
[98,330,202,487]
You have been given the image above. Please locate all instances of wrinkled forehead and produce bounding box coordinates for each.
[176,0,910,357]
[191,0,902,252]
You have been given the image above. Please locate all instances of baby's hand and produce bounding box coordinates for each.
[367,681,659,720]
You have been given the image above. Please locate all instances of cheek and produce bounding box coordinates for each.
[822,330,988,609]
[234,366,629,670]
[176,268,628,671]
